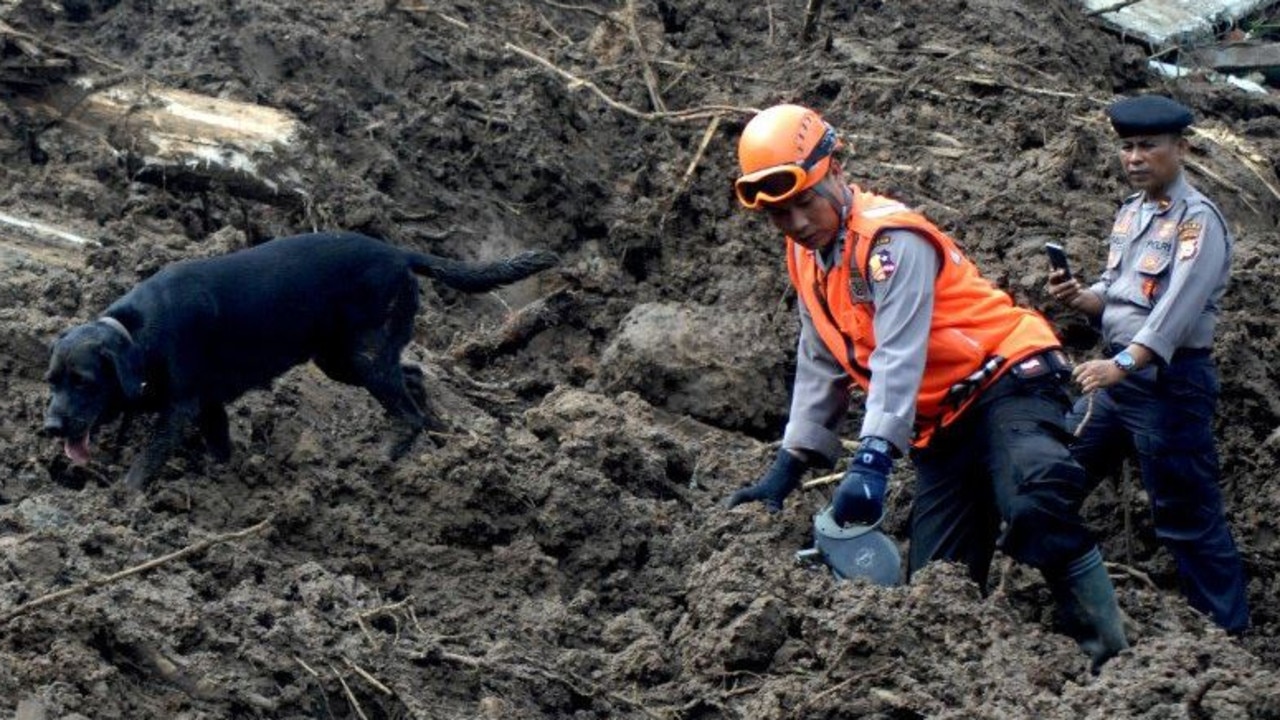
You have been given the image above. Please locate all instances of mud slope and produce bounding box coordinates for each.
[2,0,1279,718]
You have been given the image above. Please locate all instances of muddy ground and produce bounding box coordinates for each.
[1,0,1280,718]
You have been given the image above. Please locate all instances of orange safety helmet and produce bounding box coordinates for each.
[735,104,841,209]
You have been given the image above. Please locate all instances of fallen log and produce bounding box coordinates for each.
[1,18,307,205]
[14,77,308,206]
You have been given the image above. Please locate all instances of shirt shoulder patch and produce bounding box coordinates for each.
[1177,220,1203,260]
[869,248,897,283]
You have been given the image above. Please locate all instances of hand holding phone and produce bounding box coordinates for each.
[1044,242,1072,280]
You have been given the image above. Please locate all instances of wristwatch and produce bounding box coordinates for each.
[1113,350,1137,373]
[860,436,896,458]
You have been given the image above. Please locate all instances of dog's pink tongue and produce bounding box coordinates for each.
[64,435,92,465]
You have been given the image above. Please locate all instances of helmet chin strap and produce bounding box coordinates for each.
[811,179,853,246]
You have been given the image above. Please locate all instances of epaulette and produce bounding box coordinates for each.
[1183,194,1229,234]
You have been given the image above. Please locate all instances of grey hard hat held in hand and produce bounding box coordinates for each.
[797,504,903,586]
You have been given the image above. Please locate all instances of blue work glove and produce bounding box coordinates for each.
[724,450,808,514]
[831,439,894,526]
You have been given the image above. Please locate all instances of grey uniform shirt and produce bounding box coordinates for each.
[1089,172,1231,362]
[782,228,938,463]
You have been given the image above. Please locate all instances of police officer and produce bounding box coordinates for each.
[725,104,1128,671]
[1047,95,1250,634]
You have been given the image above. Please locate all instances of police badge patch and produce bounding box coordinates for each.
[1112,211,1135,236]
[1177,221,1202,260]
[869,248,897,283]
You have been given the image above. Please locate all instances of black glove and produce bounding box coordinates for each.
[831,439,894,526]
[724,450,808,514]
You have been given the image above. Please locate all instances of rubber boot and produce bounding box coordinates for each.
[1054,548,1129,673]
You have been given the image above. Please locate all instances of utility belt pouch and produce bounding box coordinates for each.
[1010,349,1072,380]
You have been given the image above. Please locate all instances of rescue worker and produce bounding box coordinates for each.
[1047,95,1250,634]
[724,103,1128,671]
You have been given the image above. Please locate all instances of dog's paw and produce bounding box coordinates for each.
[386,425,427,461]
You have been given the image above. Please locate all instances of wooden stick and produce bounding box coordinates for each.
[504,41,756,122]
[954,74,1091,101]
[330,665,370,720]
[679,116,720,188]
[0,518,272,624]
[412,9,751,123]
[1085,0,1145,17]
[1183,156,1262,215]
[344,658,393,696]
[1184,157,1247,196]
[1105,561,1158,590]
[294,655,321,678]
[1072,392,1095,437]
[534,0,621,24]
[802,471,842,489]
[0,211,99,249]
[624,0,666,113]
[1189,128,1280,203]
[797,663,889,714]
[659,114,721,227]
[800,0,826,43]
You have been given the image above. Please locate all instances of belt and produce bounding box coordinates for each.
[943,355,1005,407]
[942,349,1070,409]
[1008,349,1072,380]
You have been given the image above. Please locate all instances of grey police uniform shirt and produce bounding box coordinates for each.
[1090,172,1231,363]
[782,228,938,464]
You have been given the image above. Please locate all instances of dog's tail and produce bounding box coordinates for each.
[407,249,559,293]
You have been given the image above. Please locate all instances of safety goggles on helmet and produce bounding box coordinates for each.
[734,124,839,209]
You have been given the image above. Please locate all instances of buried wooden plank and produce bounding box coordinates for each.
[0,212,97,249]
[0,214,95,268]
[1077,0,1279,47]
[1190,41,1280,75]
[13,77,308,206]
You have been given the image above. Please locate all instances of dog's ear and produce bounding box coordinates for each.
[106,341,145,401]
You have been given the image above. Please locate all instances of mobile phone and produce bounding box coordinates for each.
[1044,242,1072,280]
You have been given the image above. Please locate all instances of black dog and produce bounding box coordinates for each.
[43,231,558,490]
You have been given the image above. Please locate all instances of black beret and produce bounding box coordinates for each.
[1107,95,1194,137]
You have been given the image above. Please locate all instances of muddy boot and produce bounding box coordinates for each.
[1053,548,1128,673]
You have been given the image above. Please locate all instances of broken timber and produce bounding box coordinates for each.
[1077,0,1279,48]
[16,79,307,206]
[1,20,306,206]
[1191,41,1280,82]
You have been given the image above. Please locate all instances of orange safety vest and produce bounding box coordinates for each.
[786,186,1061,447]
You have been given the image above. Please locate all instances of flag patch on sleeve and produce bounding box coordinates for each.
[869,248,897,283]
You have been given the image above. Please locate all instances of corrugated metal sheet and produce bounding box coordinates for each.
[1078,0,1278,47]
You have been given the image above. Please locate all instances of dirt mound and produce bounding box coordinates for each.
[2,0,1280,717]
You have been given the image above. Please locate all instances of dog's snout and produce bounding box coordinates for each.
[41,420,62,437]
[41,411,65,438]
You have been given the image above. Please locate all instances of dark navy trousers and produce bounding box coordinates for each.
[1066,352,1249,634]
[908,368,1099,588]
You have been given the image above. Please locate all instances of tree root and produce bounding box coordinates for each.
[0,517,273,624]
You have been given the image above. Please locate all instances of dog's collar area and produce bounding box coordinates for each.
[97,316,134,345]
